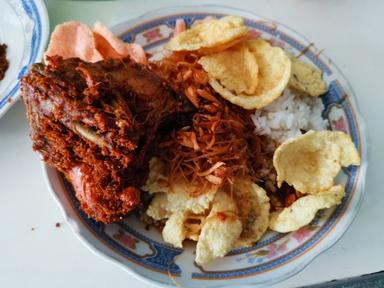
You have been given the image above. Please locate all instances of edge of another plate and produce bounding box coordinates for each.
[0,0,49,119]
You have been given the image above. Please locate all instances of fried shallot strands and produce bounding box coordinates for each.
[156,105,273,196]
[150,51,276,196]
[150,51,220,109]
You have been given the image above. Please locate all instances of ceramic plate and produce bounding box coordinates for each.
[0,0,49,118]
[43,5,367,288]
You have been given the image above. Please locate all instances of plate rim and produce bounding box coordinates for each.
[0,0,50,119]
[41,4,368,288]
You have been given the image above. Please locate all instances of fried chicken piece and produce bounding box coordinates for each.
[21,56,181,223]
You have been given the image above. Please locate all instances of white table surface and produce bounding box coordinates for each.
[1,0,383,287]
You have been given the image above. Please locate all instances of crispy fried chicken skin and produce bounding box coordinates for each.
[21,56,182,223]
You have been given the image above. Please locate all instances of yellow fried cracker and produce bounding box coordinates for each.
[195,191,242,264]
[208,38,291,109]
[269,185,345,232]
[166,16,248,52]
[185,214,206,241]
[233,180,270,247]
[142,157,168,194]
[198,42,259,95]
[145,193,171,220]
[146,187,217,220]
[143,158,218,216]
[273,130,360,194]
[289,56,327,97]
[162,211,188,248]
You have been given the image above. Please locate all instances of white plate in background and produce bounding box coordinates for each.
[0,0,49,118]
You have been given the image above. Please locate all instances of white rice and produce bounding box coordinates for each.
[251,89,328,143]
